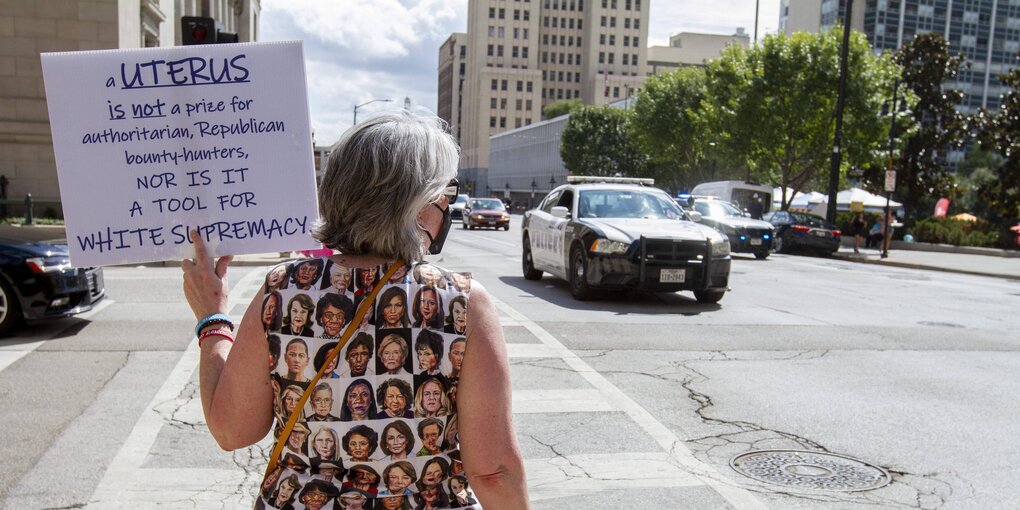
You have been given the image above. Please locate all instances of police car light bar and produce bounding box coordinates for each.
[567,176,655,186]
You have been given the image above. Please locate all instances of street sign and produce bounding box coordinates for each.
[884,170,897,192]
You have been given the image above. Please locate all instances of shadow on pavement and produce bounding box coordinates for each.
[497,275,724,315]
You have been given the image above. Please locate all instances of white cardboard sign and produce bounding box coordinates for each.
[41,41,320,266]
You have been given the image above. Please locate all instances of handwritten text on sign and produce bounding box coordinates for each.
[41,42,319,266]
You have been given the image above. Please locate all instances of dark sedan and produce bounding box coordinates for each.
[690,198,775,259]
[762,211,842,255]
[0,225,106,335]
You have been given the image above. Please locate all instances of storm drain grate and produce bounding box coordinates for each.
[730,450,891,492]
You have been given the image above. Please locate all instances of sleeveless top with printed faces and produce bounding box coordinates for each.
[256,257,479,510]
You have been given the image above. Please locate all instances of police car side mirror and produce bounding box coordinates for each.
[551,206,570,218]
[687,211,703,222]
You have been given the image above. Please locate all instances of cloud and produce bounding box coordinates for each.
[263,0,466,59]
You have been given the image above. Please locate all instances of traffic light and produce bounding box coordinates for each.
[181,16,238,45]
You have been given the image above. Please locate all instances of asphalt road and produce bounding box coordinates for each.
[0,216,1017,509]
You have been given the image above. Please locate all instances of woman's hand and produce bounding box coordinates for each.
[182,230,234,320]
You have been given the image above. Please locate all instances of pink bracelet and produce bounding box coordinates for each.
[199,328,235,348]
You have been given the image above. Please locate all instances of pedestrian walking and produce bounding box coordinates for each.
[182,111,529,510]
[852,212,867,253]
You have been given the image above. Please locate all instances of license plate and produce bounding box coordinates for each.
[660,269,686,283]
[814,230,827,237]
[750,238,762,246]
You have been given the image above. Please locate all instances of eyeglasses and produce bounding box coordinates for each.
[443,178,460,202]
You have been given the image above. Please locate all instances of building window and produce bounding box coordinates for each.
[625,0,631,9]
[523,47,529,58]
[512,46,519,58]
[609,35,615,45]
[623,36,629,46]
[460,45,466,57]
[491,79,498,90]
[613,86,620,98]
[459,62,464,74]
[514,9,520,20]
[575,71,580,81]
[557,89,564,99]
[560,35,565,45]
[544,16,549,27]
[611,0,616,7]
[578,19,583,29]
[499,8,505,18]
[559,53,565,63]
[488,44,494,56]
[517,80,523,91]
[608,52,614,64]
[489,7,495,18]
[542,52,548,63]
[498,26,504,37]
[623,54,629,65]
[491,97,498,108]
[566,71,572,81]
[610,17,616,27]
[542,88,547,98]
[577,36,582,45]
[524,11,530,21]
[513,27,519,38]
[490,116,496,127]
[488,26,495,37]
[543,34,549,44]
[501,80,508,90]
[632,53,637,65]
[633,36,639,46]
[600,34,606,44]
[501,98,507,108]
[516,99,523,109]
[624,18,630,28]
[526,99,533,110]
[568,54,573,64]
[599,51,605,63]
[579,0,584,10]
[634,0,639,10]
[569,18,575,29]
[558,71,564,81]
[497,45,504,56]
[574,89,580,98]
[516,118,522,128]
[500,117,506,128]
[524,28,529,39]
[634,19,639,28]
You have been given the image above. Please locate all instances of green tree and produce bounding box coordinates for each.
[628,67,712,192]
[702,28,897,210]
[560,105,644,177]
[975,59,1020,238]
[893,32,969,220]
[543,99,582,120]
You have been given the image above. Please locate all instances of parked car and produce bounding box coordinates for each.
[449,193,470,221]
[688,197,775,259]
[0,225,106,336]
[521,177,731,303]
[463,198,511,230]
[762,211,842,255]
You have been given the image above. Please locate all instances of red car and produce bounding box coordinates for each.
[462,198,511,230]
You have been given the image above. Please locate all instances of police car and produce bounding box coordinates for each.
[521,177,731,303]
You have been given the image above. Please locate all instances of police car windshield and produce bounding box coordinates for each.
[578,190,683,220]
[695,200,744,218]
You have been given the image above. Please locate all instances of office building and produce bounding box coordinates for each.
[0,0,259,213]
[438,33,468,144]
[780,0,1016,113]
[442,0,651,192]
[646,29,750,75]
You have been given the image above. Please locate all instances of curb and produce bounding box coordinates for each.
[831,253,1020,282]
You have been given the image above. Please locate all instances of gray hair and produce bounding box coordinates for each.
[313,110,460,261]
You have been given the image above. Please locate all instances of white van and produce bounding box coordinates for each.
[690,180,773,217]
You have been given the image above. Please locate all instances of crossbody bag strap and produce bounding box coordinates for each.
[263,260,407,476]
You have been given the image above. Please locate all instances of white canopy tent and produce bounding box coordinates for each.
[773,187,903,216]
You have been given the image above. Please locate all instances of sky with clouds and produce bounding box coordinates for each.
[260,0,781,146]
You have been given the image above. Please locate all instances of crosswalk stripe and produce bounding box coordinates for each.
[489,294,769,510]
[512,389,615,413]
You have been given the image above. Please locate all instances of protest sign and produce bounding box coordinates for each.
[41,41,320,266]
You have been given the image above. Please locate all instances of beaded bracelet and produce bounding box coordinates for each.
[199,328,235,348]
[195,313,234,337]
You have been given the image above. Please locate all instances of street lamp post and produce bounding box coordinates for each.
[549,176,556,189]
[353,98,393,125]
[530,178,537,208]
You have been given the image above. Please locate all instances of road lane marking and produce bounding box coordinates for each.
[513,389,615,413]
[0,299,114,374]
[490,295,769,510]
[88,268,265,507]
[526,452,705,501]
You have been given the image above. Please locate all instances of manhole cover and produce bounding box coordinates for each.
[730,450,891,492]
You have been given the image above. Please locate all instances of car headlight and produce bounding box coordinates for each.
[26,256,72,273]
[711,238,731,257]
[590,238,631,255]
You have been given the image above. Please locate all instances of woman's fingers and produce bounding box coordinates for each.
[189,229,214,268]
[215,255,234,278]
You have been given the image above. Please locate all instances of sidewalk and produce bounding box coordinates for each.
[831,245,1020,281]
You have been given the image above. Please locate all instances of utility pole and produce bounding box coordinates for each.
[826,0,854,223]
[754,0,760,44]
